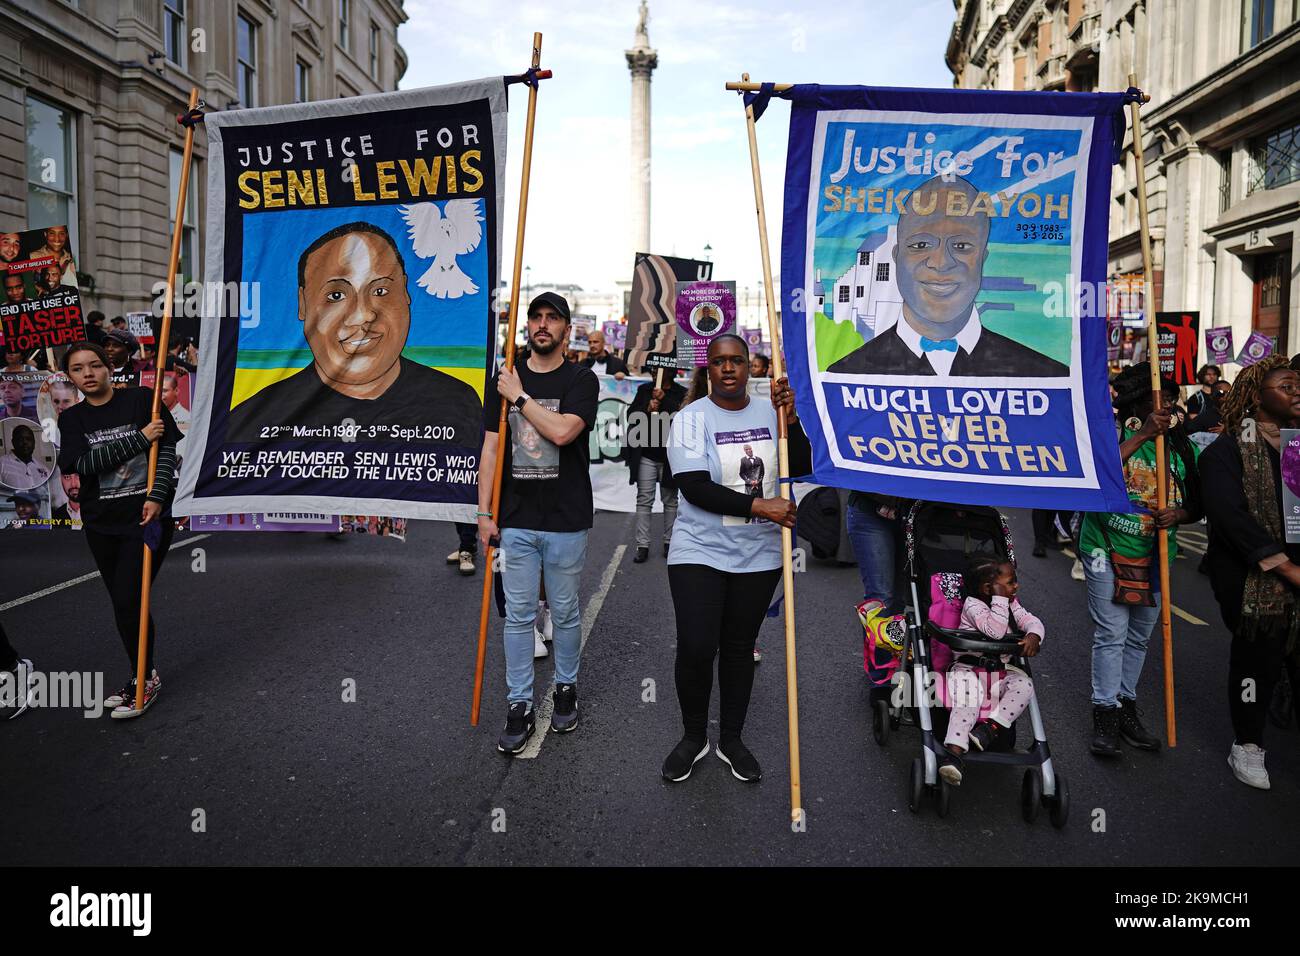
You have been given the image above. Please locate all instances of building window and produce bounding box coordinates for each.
[339,0,350,51]
[164,0,186,68]
[1219,151,1233,213]
[25,96,78,246]
[1259,255,1285,310]
[295,59,311,103]
[1249,121,1300,193]
[876,262,890,282]
[838,286,850,304]
[857,250,870,266]
[1241,0,1276,51]
[369,23,380,79]
[169,148,199,284]
[855,286,864,298]
[237,13,258,108]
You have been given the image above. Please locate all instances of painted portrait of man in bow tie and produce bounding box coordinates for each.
[828,175,1068,379]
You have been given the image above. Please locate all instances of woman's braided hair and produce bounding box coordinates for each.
[1219,354,1289,437]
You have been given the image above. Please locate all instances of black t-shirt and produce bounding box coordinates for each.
[225,356,483,447]
[56,387,183,533]
[484,357,598,532]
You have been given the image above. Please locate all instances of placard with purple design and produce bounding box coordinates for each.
[674,280,736,368]
[1236,330,1275,368]
[1204,326,1233,365]
[1281,429,1300,543]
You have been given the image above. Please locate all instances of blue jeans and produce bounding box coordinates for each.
[499,528,588,704]
[1084,556,1161,707]
[845,499,898,605]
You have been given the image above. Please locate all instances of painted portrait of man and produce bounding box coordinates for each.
[828,175,1068,378]
[225,221,482,445]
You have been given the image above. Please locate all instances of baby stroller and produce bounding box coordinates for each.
[900,501,1068,827]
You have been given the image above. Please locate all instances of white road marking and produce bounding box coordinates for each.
[517,543,627,759]
[0,534,212,612]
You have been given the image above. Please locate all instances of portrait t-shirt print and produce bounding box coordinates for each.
[509,399,561,480]
[714,426,776,527]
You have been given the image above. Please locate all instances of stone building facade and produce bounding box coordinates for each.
[947,0,1300,362]
[1,0,407,318]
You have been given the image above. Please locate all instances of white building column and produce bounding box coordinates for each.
[626,1,657,264]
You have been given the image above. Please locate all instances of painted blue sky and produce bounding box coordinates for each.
[399,0,954,298]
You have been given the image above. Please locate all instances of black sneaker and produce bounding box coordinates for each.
[633,547,649,564]
[716,737,762,782]
[1090,704,1121,757]
[967,721,994,752]
[1118,697,1161,751]
[1032,543,1047,558]
[661,736,710,781]
[497,702,535,754]
[551,683,578,733]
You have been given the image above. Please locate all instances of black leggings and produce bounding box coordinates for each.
[668,563,782,742]
[1228,621,1300,746]
[84,524,175,677]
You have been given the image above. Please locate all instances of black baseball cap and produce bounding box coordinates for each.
[527,291,570,322]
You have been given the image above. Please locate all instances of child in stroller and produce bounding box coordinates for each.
[903,501,1067,826]
[937,555,1044,786]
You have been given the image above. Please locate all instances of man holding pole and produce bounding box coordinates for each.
[477,292,599,754]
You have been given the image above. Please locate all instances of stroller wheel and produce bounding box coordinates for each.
[872,699,890,746]
[908,758,925,813]
[1021,769,1043,823]
[935,776,952,818]
[1046,773,1070,829]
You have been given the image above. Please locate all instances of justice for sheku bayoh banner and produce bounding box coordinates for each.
[776,85,1134,511]
[175,80,506,521]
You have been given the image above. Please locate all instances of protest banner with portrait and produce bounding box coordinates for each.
[0,224,84,356]
[779,86,1132,511]
[175,80,506,521]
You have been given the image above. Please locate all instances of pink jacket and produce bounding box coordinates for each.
[959,596,1044,642]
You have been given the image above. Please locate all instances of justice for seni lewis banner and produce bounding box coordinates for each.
[175,80,505,520]
[779,86,1132,511]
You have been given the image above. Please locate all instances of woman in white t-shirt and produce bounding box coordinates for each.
[661,334,811,783]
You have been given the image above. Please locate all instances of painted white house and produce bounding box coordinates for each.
[831,226,903,340]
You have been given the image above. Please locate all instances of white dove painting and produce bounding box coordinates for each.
[399,199,484,299]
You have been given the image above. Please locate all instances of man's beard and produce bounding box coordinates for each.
[530,334,560,355]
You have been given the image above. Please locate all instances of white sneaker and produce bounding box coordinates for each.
[104,670,161,709]
[1070,558,1085,581]
[446,548,462,564]
[533,631,549,659]
[1228,742,1270,790]
[457,551,475,575]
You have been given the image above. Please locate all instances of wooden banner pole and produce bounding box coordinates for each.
[738,72,803,822]
[472,34,545,726]
[1128,73,1175,747]
[132,87,199,711]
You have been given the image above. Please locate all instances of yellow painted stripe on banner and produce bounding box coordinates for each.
[230,366,486,409]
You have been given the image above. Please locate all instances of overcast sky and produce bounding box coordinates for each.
[400,0,954,301]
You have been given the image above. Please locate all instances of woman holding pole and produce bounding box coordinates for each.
[57,342,181,718]
[1199,355,1300,789]
[660,334,810,783]
[1078,362,1202,757]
